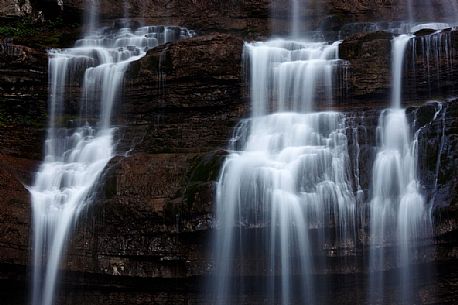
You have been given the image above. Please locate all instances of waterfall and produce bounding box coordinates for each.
[84,0,99,34]
[368,35,431,304]
[209,0,454,303]
[247,40,343,117]
[28,6,194,305]
[391,35,412,108]
[211,23,355,305]
[410,29,456,97]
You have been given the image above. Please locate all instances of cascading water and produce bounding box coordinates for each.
[28,8,194,305]
[408,28,456,98]
[211,0,455,303]
[368,34,432,304]
[247,39,345,116]
[211,15,356,305]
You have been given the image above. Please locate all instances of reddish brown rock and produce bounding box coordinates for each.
[120,34,246,154]
[339,31,394,99]
[0,154,36,267]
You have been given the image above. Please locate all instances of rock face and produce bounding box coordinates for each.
[60,33,245,282]
[120,34,245,154]
[340,29,458,103]
[0,0,32,17]
[340,31,394,100]
[0,1,458,305]
[0,40,46,285]
[1,0,454,38]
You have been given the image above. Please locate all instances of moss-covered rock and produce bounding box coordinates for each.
[183,150,227,213]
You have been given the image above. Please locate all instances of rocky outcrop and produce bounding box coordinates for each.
[120,34,245,153]
[340,31,394,100]
[340,29,458,103]
[0,0,33,17]
[0,38,47,305]
[415,100,458,209]
[1,1,454,40]
[0,40,47,160]
[0,42,48,275]
[404,30,458,99]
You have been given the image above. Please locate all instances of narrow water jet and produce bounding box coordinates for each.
[290,0,302,38]
[391,35,413,108]
[368,34,432,305]
[84,0,99,34]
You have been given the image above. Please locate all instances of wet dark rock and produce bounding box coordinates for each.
[113,19,141,30]
[0,0,443,40]
[340,29,458,103]
[402,31,458,100]
[183,150,228,216]
[339,31,394,99]
[0,40,47,160]
[319,14,346,32]
[0,154,36,268]
[414,28,440,36]
[338,22,382,40]
[119,34,246,155]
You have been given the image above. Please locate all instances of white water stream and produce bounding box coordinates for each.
[369,34,431,304]
[29,19,193,305]
[212,36,354,304]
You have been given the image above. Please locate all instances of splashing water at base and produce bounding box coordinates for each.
[213,112,357,305]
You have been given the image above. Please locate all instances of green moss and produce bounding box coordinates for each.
[8,198,26,206]
[183,150,227,209]
[188,151,226,183]
[0,111,47,128]
[0,17,63,38]
[0,22,36,37]
[159,151,227,224]
[104,174,118,199]
[0,17,80,48]
[163,200,179,222]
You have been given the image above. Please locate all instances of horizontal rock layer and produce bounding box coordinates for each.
[2,1,456,39]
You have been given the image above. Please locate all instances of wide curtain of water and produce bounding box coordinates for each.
[211,2,357,303]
